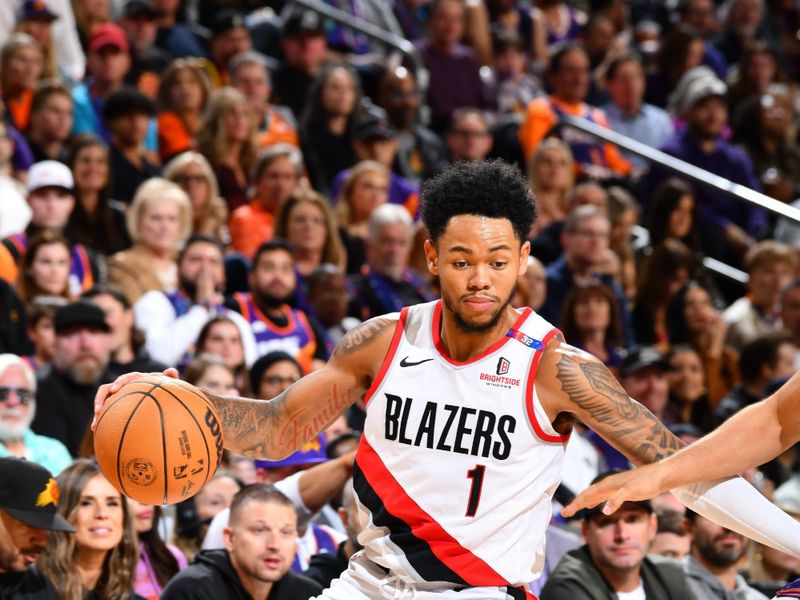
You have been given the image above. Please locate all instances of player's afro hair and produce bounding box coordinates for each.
[421,160,536,244]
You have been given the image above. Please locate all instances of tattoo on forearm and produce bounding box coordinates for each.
[210,381,361,459]
[336,317,394,356]
[555,353,684,464]
[206,316,395,459]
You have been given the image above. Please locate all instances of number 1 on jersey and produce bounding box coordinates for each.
[465,465,486,517]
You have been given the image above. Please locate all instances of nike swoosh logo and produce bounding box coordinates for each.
[399,356,434,367]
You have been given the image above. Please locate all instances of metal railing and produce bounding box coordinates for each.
[555,114,800,223]
[284,0,429,96]
[552,114,800,284]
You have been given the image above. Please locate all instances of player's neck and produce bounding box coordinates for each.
[438,305,518,362]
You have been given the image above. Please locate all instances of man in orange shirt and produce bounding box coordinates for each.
[519,44,630,179]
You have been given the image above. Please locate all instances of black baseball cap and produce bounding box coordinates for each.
[122,0,158,19]
[354,114,396,142]
[282,10,324,37]
[210,8,247,37]
[582,470,653,520]
[619,345,668,378]
[54,301,110,335]
[0,458,74,532]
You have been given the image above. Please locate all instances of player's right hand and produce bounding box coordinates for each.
[92,368,179,430]
[560,464,666,518]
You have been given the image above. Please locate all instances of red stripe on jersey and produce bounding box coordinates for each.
[356,437,512,586]
[362,307,408,407]
[432,301,533,366]
[525,328,570,444]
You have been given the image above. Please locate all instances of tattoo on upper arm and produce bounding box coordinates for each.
[335,317,395,356]
[555,352,684,464]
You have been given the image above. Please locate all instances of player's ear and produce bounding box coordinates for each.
[518,240,531,276]
[424,240,439,276]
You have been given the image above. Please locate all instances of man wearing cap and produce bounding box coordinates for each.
[271,10,329,121]
[0,160,99,296]
[330,113,420,218]
[0,457,73,598]
[71,23,132,141]
[120,0,171,96]
[0,354,70,476]
[31,300,112,457]
[541,471,695,600]
[209,9,252,85]
[644,68,767,264]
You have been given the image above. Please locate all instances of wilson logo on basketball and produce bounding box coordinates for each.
[205,409,224,461]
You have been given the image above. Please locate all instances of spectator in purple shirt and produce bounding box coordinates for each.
[414,0,492,133]
[643,72,767,266]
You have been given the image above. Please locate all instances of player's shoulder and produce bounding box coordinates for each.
[333,313,401,360]
[774,577,800,598]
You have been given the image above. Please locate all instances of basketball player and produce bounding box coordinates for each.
[561,369,800,520]
[94,161,800,599]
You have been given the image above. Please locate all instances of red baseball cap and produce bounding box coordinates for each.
[88,22,129,54]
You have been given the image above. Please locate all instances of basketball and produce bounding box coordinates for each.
[94,375,224,505]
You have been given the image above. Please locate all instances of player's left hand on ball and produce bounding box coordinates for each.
[92,368,179,430]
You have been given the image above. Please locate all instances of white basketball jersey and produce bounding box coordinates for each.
[353,300,568,594]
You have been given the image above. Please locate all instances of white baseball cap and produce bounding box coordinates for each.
[27,160,74,194]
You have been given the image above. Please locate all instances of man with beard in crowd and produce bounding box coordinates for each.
[0,457,74,598]
[0,354,70,475]
[31,301,112,456]
[684,511,767,599]
[227,239,327,372]
[133,235,256,368]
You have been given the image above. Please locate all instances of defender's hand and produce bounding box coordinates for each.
[561,464,666,517]
[92,368,179,430]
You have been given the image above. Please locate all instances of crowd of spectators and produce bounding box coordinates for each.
[1,0,800,598]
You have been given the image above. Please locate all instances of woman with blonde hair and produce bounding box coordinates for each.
[336,160,389,273]
[196,86,258,212]
[274,187,347,277]
[156,59,212,162]
[107,178,193,304]
[163,151,229,244]
[38,459,139,600]
[528,138,574,236]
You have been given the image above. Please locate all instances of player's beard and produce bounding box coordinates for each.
[444,288,515,335]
